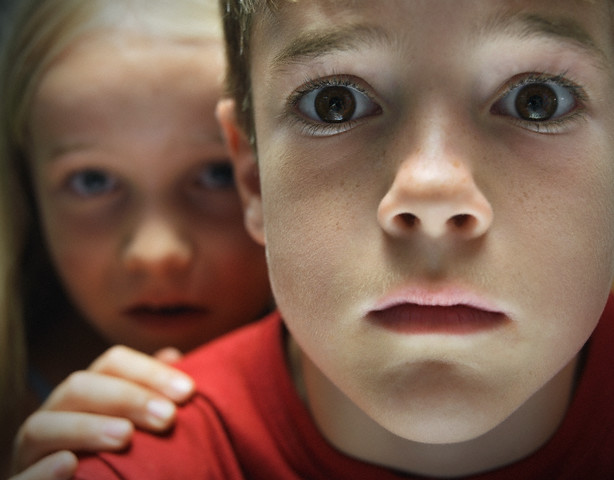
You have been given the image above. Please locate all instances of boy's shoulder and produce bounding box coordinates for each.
[75,312,289,480]
[176,311,283,387]
[74,298,614,479]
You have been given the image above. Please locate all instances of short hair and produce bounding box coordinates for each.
[219,0,288,145]
[219,0,613,146]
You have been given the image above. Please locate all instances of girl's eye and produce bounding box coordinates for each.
[295,81,381,127]
[491,77,580,123]
[196,161,234,189]
[68,169,118,197]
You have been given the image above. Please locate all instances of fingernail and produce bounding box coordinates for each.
[52,451,77,477]
[170,376,194,396]
[147,399,175,423]
[103,419,132,444]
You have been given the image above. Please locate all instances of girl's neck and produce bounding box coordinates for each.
[28,312,109,407]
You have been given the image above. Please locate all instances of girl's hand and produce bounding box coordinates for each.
[10,346,193,478]
[8,451,77,480]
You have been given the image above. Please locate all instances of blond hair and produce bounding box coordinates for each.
[0,0,222,467]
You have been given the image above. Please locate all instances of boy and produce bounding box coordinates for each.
[75,0,614,478]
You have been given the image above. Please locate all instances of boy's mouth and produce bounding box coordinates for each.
[368,303,507,335]
[367,287,508,335]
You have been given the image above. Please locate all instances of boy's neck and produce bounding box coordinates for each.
[288,336,578,478]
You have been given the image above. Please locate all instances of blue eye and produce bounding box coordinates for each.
[68,169,118,197]
[196,161,234,189]
[295,80,381,127]
[491,77,580,123]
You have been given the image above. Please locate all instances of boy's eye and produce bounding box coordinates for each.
[296,83,380,125]
[68,169,118,197]
[491,77,579,123]
[196,161,234,189]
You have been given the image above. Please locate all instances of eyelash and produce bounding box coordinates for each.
[65,168,120,198]
[287,71,588,137]
[490,72,588,134]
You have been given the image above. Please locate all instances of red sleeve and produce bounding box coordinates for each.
[75,394,245,479]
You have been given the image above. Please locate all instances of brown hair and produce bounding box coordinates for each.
[219,0,613,146]
[219,0,290,144]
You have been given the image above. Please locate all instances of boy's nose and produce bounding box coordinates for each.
[122,216,193,276]
[377,144,493,241]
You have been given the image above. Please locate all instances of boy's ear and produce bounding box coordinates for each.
[216,98,265,246]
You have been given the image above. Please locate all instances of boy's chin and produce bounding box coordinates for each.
[378,399,511,445]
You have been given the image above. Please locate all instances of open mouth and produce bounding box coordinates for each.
[368,303,507,335]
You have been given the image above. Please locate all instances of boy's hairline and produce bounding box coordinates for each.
[260,4,608,70]
[222,0,613,143]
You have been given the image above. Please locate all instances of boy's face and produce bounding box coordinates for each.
[234,0,614,443]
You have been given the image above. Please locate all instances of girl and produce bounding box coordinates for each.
[0,0,271,477]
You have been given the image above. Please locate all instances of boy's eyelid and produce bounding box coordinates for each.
[492,72,587,102]
[290,75,376,104]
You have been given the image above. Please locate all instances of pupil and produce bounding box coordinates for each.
[202,163,234,188]
[516,84,558,121]
[315,86,356,123]
[83,171,108,190]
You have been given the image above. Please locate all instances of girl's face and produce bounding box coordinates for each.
[28,33,271,354]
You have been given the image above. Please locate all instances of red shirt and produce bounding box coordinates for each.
[76,299,614,479]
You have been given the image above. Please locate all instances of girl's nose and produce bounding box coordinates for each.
[377,137,493,241]
[122,217,193,276]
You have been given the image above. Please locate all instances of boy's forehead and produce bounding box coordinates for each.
[252,0,612,61]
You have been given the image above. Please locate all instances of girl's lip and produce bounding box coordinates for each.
[125,304,206,315]
[367,287,508,335]
[124,304,209,326]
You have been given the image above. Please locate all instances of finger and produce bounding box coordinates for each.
[41,371,178,431]
[13,411,132,472]
[153,347,183,364]
[88,345,194,401]
[10,451,77,480]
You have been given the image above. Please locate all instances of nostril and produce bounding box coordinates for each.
[449,213,474,230]
[398,213,419,228]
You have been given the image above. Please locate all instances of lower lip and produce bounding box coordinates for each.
[368,304,507,335]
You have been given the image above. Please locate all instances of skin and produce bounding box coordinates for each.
[27,33,271,354]
[13,31,271,479]
[220,0,614,476]
[11,346,194,479]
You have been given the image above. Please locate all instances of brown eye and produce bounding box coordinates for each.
[515,84,558,121]
[295,80,381,133]
[490,76,579,128]
[314,86,356,123]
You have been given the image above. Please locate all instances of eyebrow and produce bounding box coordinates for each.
[271,23,390,72]
[479,10,607,64]
[270,9,607,71]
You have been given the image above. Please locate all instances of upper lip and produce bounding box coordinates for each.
[368,285,503,314]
